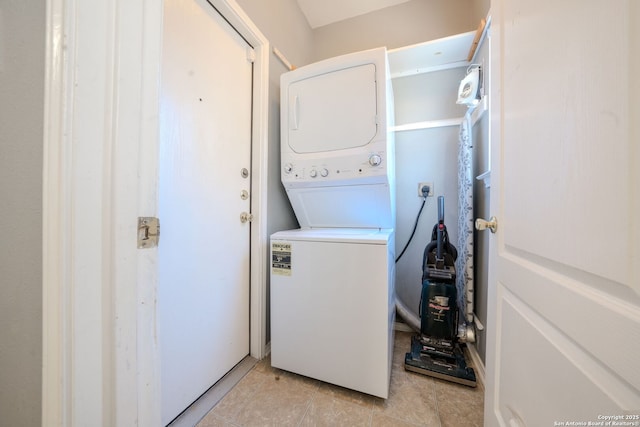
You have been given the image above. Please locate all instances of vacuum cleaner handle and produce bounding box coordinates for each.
[436,196,445,265]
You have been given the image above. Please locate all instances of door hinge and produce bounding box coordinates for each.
[138,217,160,249]
[246,47,256,63]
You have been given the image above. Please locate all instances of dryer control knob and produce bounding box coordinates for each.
[283,163,293,174]
[369,154,382,166]
[309,169,317,178]
[320,168,329,177]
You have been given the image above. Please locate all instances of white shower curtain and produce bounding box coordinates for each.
[456,109,474,324]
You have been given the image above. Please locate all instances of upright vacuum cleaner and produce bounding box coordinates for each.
[404,196,477,387]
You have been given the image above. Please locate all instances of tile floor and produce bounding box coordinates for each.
[196,331,484,427]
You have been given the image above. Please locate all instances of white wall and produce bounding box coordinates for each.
[235,0,314,237]
[235,0,315,341]
[471,0,491,28]
[391,36,491,365]
[313,0,480,61]
[392,69,468,319]
[0,1,45,426]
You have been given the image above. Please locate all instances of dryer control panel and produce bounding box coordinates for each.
[281,151,388,187]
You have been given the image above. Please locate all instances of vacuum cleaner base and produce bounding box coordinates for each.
[404,334,477,387]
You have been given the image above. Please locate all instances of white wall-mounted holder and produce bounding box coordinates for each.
[476,170,491,189]
[388,28,490,134]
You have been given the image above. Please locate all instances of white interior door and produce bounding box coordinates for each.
[484,1,640,425]
[158,0,253,424]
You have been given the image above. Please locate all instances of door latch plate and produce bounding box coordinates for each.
[138,217,160,248]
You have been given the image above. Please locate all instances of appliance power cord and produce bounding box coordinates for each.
[395,195,428,263]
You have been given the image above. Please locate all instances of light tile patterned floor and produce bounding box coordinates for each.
[197,331,484,427]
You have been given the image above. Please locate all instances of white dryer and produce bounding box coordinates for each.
[271,47,396,398]
[280,47,395,229]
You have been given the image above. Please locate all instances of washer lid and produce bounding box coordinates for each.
[271,228,392,244]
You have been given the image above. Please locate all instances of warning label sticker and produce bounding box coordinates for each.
[271,242,292,276]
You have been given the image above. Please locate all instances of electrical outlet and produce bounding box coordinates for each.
[418,182,434,197]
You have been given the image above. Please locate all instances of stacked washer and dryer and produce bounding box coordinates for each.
[270,48,396,399]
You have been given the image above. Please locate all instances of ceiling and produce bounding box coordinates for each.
[296,0,412,29]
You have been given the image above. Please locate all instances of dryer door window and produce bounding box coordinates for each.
[287,64,378,153]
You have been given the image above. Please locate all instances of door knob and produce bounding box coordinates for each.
[475,216,497,233]
[240,212,253,223]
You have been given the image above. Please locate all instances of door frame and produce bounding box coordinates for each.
[42,0,269,425]
[483,4,501,424]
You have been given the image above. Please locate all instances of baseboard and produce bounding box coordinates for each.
[466,343,486,389]
[168,355,258,427]
[394,321,414,333]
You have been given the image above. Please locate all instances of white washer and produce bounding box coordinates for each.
[270,228,395,398]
